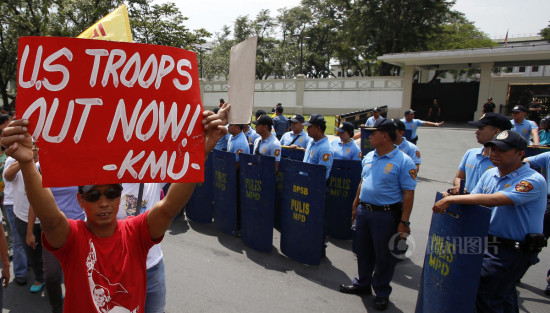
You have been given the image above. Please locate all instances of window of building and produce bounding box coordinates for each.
[532,66,539,72]
[519,66,526,73]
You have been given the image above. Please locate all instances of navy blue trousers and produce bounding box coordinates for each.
[475,245,539,313]
[352,204,396,298]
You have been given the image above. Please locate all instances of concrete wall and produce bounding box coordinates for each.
[200,75,404,117]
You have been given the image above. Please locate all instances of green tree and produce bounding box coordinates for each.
[202,26,232,81]
[425,14,496,82]
[541,21,550,41]
[128,1,210,49]
[0,0,209,110]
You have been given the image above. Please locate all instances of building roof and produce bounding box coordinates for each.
[378,43,550,70]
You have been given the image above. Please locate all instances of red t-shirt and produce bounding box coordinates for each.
[43,213,162,313]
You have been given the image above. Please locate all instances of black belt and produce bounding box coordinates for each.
[488,234,523,250]
[360,202,401,212]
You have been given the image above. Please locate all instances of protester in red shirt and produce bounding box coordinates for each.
[0,105,229,312]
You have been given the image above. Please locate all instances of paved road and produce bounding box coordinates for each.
[3,125,550,312]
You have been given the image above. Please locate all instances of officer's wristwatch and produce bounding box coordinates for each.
[400,220,411,226]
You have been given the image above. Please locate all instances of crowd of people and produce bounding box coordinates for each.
[0,98,548,312]
[214,101,549,312]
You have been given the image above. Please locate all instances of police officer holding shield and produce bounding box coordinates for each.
[339,118,417,311]
[449,113,512,195]
[433,130,547,312]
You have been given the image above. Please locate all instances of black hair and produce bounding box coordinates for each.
[386,129,397,142]
[0,114,10,125]
[276,106,283,113]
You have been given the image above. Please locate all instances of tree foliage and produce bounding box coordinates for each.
[0,0,210,110]
[203,0,495,80]
[541,21,550,41]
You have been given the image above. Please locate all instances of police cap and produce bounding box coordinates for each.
[303,114,326,127]
[468,113,512,131]
[484,130,527,151]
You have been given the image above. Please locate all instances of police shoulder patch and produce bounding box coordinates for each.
[409,169,417,180]
[515,180,533,193]
[274,149,281,157]
[237,149,243,154]
[415,150,420,158]
[322,153,330,161]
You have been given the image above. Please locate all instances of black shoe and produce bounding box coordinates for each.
[14,277,27,286]
[339,284,372,295]
[545,285,550,296]
[374,297,389,311]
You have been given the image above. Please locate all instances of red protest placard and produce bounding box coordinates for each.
[16,36,204,187]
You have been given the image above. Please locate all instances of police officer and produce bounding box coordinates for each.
[303,114,334,180]
[393,119,421,172]
[255,109,266,121]
[339,118,417,311]
[449,113,512,194]
[331,122,361,160]
[272,106,290,140]
[365,107,383,127]
[433,130,547,312]
[243,124,259,149]
[524,151,550,296]
[252,115,282,170]
[227,124,250,163]
[510,105,539,145]
[213,107,229,151]
[401,109,444,144]
[280,114,310,149]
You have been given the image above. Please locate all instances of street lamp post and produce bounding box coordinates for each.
[195,46,212,79]
[293,34,310,75]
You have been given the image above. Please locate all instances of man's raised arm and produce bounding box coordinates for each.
[1,120,69,248]
[147,104,230,240]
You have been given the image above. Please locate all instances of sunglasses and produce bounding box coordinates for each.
[82,188,121,202]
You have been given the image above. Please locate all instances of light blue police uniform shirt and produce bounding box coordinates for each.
[330,138,361,160]
[214,125,230,150]
[280,130,311,149]
[527,151,550,169]
[359,147,417,205]
[244,128,259,144]
[511,119,538,142]
[401,118,424,139]
[303,136,334,180]
[397,138,421,165]
[458,147,495,193]
[365,116,382,127]
[227,132,250,162]
[253,134,282,162]
[471,163,547,241]
[526,151,550,195]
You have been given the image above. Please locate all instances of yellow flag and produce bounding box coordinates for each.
[77,4,133,42]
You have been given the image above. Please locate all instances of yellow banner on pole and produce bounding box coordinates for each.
[77,4,133,42]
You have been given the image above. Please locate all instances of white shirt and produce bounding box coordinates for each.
[2,157,15,205]
[12,160,40,223]
[118,183,166,269]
